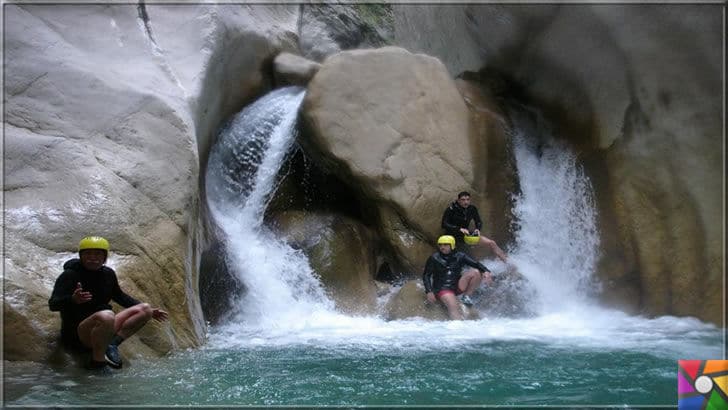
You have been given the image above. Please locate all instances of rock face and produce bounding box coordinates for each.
[299,4,394,62]
[392,5,723,324]
[4,4,300,361]
[302,46,501,272]
[273,52,322,87]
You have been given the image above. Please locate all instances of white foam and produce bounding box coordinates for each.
[206,306,721,359]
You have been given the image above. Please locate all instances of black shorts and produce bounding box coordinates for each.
[60,331,90,353]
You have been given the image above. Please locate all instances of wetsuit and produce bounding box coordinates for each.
[441,201,483,249]
[48,259,140,351]
[422,251,490,298]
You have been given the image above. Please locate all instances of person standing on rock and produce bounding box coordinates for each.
[48,236,168,370]
[423,235,493,320]
[441,191,508,262]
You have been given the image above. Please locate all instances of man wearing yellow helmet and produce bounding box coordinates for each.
[441,191,508,262]
[422,235,494,320]
[49,236,168,370]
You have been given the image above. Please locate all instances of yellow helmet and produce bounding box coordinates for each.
[78,236,110,252]
[463,234,480,246]
[437,235,456,250]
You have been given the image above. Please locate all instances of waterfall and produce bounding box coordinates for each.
[205,86,335,333]
[204,89,603,330]
[199,89,718,363]
[507,106,601,313]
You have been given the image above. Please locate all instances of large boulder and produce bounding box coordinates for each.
[273,52,321,87]
[3,4,300,361]
[302,46,502,272]
[392,5,722,324]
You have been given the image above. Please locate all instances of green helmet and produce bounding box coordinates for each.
[463,234,480,245]
[78,236,110,253]
[437,235,456,250]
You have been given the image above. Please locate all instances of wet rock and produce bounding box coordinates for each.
[300,4,393,61]
[383,279,481,321]
[393,5,722,324]
[273,52,321,87]
[272,210,380,315]
[4,4,300,361]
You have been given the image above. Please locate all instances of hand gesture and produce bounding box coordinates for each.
[460,228,470,235]
[151,308,169,322]
[72,282,92,304]
[425,292,436,304]
[473,229,480,236]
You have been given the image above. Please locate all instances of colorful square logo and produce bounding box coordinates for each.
[678,360,728,410]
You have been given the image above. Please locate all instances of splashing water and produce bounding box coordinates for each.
[205,86,336,333]
[509,127,601,313]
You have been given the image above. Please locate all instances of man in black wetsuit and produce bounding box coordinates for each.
[422,235,493,320]
[48,236,168,370]
[441,191,508,262]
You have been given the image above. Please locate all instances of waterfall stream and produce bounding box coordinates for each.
[508,108,601,313]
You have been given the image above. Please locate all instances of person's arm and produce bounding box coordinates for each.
[48,271,75,311]
[110,272,141,308]
[462,253,490,274]
[422,257,435,294]
[110,271,169,321]
[422,257,437,303]
[472,206,483,232]
[441,206,459,232]
[461,254,493,285]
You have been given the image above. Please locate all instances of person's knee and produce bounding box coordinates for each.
[94,310,116,326]
[138,303,153,320]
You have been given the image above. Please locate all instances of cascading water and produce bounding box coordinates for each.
[205,86,336,333]
[508,108,601,313]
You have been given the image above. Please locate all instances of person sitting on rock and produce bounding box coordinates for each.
[48,236,168,370]
[423,235,493,320]
[441,191,508,262]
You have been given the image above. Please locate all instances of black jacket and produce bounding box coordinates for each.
[48,259,140,340]
[422,251,490,294]
[441,202,483,239]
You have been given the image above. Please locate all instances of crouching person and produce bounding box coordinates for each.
[48,236,168,370]
[423,235,493,320]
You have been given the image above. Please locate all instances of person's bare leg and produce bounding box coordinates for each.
[114,303,153,339]
[480,236,508,262]
[458,269,482,296]
[439,293,464,320]
[77,310,115,362]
